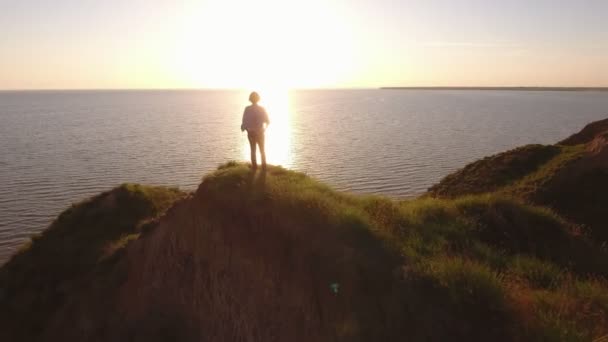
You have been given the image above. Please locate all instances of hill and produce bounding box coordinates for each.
[429,118,608,244]
[0,119,608,341]
[0,184,187,341]
[1,157,607,341]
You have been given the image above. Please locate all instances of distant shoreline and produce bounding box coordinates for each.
[381,86,608,91]
[2,87,608,92]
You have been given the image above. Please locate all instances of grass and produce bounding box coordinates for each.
[428,144,561,197]
[559,118,608,146]
[1,163,607,341]
[508,255,565,289]
[529,279,608,341]
[196,163,608,341]
[429,144,586,200]
[428,141,608,245]
[0,183,186,342]
[504,144,586,200]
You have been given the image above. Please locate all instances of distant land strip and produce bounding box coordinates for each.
[381,86,608,91]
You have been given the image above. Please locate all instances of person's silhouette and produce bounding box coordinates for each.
[241,91,270,169]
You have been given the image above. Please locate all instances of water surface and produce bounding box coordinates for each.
[1,89,607,262]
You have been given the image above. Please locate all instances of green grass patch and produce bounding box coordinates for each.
[504,144,586,200]
[418,257,506,307]
[508,255,565,289]
[428,144,560,197]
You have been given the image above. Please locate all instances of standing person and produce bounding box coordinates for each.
[241,91,270,169]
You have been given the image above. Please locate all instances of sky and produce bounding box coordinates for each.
[1,0,607,89]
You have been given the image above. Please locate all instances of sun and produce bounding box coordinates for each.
[170,0,357,89]
[165,0,358,166]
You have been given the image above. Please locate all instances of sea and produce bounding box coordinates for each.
[1,89,607,263]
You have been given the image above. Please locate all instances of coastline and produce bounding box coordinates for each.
[380,86,608,91]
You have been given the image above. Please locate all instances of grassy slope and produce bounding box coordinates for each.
[166,164,608,340]
[0,184,186,341]
[502,145,586,200]
[427,144,583,199]
[426,144,561,197]
[429,118,608,245]
[428,143,608,237]
[559,118,608,146]
[1,163,607,341]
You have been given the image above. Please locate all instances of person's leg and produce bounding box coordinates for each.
[247,132,257,168]
[258,132,267,167]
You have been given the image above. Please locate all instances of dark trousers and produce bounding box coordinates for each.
[247,130,266,167]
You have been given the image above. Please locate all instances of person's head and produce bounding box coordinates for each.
[249,91,260,104]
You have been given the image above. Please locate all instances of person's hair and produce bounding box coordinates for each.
[249,91,260,104]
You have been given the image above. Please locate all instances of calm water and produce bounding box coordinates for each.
[1,89,607,262]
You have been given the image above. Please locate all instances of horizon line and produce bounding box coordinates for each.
[2,86,608,92]
[381,86,608,91]
[0,87,372,92]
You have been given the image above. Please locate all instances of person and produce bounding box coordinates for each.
[241,91,270,169]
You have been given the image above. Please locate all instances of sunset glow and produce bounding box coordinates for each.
[1,0,607,89]
[172,0,357,90]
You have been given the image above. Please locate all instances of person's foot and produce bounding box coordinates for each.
[250,163,257,170]
[261,163,267,170]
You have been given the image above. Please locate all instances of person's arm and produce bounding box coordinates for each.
[263,108,270,129]
[241,108,247,132]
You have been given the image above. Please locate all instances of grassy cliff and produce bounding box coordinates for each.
[1,160,607,341]
[0,184,187,341]
[429,118,608,244]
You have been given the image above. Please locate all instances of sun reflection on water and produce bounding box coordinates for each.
[241,88,293,167]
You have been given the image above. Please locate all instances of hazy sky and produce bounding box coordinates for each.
[1,0,607,89]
